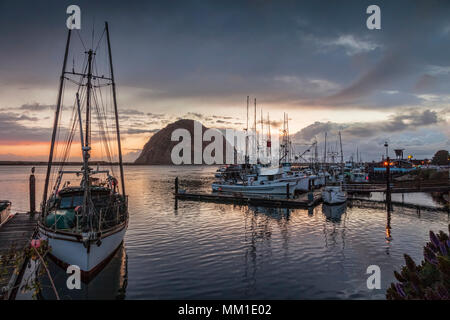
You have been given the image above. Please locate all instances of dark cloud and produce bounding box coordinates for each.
[125,128,160,135]
[121,109,145,115]
[0,112,51,143]
[19,103,54,111]
[294,109,441,143]
[3,0,450,110]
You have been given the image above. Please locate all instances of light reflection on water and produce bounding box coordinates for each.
[1,165,448,299]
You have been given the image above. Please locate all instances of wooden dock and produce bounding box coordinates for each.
[344,181,450,194]
[0,212,38,300]
[175,190,323,208]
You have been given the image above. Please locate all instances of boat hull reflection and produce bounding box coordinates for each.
[39,244,127,300]
[322,203,347,222]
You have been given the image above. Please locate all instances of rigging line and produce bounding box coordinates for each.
[76,29,87,51]
[92,57,115,169]
[95,63,115,168]
[94,27,106,54]
[91,17,96,51]
[92,86,114,166]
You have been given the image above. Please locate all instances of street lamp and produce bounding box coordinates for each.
[384,141,389,158]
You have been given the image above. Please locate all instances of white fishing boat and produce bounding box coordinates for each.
[212,167,297,196]
[38,23,128,277]
[322,185,347,205]
[350,168,369,183]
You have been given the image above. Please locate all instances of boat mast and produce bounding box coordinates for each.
[42,29,71,216]
[85,50,93,149]
[260,107,263,161]
[82,49,94,224]
[339,131,344,177]
[323,132,327,165]
[254,98,258,163]
[105,22,126,197]
[267,112,271,159]
[245,96,249,164]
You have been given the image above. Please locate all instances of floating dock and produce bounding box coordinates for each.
[175,190,323,208]
[0,212,38,300]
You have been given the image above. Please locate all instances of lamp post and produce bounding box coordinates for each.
[384,142,392,210]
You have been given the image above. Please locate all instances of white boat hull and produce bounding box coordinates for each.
[38,223,127,273]
[322,187,347,205]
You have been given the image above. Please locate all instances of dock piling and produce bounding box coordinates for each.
[29,167,36,214]
[175,177,179,195]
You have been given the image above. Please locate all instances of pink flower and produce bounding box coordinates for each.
[31,239,41,248]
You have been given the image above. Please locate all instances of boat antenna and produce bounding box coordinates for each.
[105,21,126,197]
[42,29,72,216]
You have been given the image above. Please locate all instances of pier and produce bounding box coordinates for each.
[175,175,323,209]
[0,213,38,300]
[344,180,450,194]
[175,191,322,208]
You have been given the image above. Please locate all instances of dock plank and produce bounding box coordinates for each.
[0,213,38,300]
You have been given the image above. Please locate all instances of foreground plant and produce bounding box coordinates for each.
[386,225,450,300]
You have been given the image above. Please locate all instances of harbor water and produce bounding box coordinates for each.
[1,165,448,299]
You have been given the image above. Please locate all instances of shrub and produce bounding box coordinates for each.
[386,225,450,300]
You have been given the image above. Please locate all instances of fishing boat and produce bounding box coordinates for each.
[322,185,347,205]
[38,23,128,276]
[212,166,297,196]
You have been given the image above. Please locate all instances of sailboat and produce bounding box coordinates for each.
[38,23,128,276]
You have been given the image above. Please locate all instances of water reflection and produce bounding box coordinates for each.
[322,203,347,222]
[39,245,128,300]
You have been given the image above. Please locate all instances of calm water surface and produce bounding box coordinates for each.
[1,165,448,299]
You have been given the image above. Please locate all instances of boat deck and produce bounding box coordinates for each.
[0,212,38,300]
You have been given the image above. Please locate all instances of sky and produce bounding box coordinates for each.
[0,0,449,162]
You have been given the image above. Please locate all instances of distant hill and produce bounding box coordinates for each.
[134,119,234,165]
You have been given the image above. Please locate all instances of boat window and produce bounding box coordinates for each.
[72,195,83,207]
[59,196,72,209]
[59,194,83,209]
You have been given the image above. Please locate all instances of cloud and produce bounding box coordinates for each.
[319,34,381,56]
[0,112,52,143]
[121,109,145,115]
[293,109,442,142]
[125,128,160,135]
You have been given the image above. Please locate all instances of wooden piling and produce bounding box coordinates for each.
[29,167,35,214]
[175,177,179,195]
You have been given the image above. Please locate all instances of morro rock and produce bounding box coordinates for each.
[134,119,234,165]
